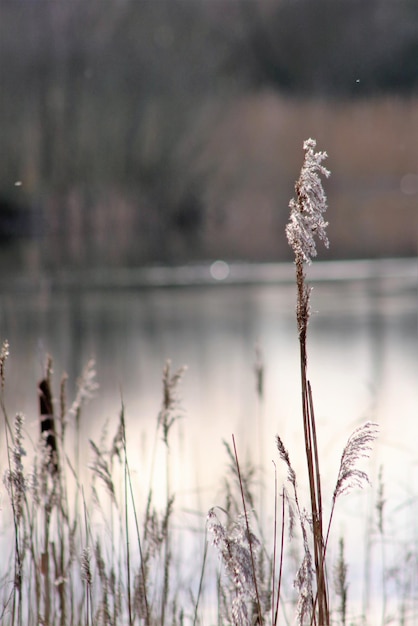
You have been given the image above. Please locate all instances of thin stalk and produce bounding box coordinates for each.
[379,524,387,626]
[296,256,328,626]
[24,492,41,623]
[122,408,150,626]
[308,381,328,623]
[193,528,209,626]
[272,462,277,626]
[161,442,171,626]
[4,421,22,626]
[82,489,93,626]
[124,439,133,626]
[232,434,263,624]
[274,485,286,626]
[255,343,265,521]
[43,508,51,626]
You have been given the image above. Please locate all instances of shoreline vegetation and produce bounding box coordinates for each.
[4,93,418,273]
[2,2,418,270]
[1,141,416,625]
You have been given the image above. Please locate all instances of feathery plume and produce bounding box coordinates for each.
[333,421,379,502]
[81,547,92,587]
[3,412,26,525]
[159,360,186,446]
[295,543,314,625]
[334,537,348,626]
[0,339,9,391]
[207,507,261,624]
[276,435,297,489]
[89,439,116,506]
[376,465,385,535]
[69,358,99,420]
[286,138,330,265]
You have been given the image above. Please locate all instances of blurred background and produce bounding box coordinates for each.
[0,3,417,615]
[0,0,417,274]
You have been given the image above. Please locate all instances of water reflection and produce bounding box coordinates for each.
[0,260,417,478]
[0,264,416,600]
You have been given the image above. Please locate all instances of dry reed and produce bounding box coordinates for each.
[4,141,415,626]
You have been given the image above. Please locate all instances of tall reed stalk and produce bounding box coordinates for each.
[284,140,378,625]
[286,138,331,625]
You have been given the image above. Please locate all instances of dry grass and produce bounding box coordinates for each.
[0,140,416,625]
[0,351,191,626]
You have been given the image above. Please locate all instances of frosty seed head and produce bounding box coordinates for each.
[286,138,330,264]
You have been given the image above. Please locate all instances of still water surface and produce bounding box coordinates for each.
[0,259,417,615]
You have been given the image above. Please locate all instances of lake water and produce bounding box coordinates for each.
[0,258,417,620]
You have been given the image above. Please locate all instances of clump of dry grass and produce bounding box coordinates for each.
[0,349,192,626]
[207,507,262,624]
[3,140,414,626]
[208,139,379,626]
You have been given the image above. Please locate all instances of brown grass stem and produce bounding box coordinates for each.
[123,412,133,626]
[286,139,331,626]
[272,461,278,626]
[272,477,285,626]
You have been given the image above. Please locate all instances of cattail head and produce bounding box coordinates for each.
[286,138,330,265]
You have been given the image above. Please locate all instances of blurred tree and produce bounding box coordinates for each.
[235,0,418,95]
[0,0,239,263]
[0,0,416,269]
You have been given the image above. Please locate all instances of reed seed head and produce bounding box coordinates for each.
[207,507,261,624]
[89,439,117,506]
[81,547,92,587]
[3,412,27,525]
[0,339,9,390]
[159,360,186,445]
[333,421,379,502]
[286,138,330,265]
[69,358,99,419]
[276,435,297,489]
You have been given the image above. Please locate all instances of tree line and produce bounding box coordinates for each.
[0,0,417,267]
